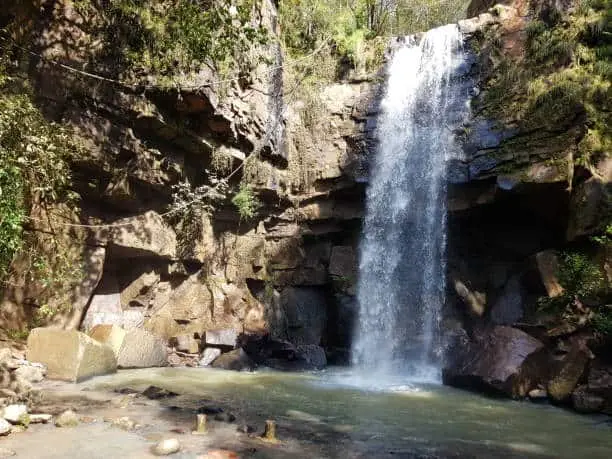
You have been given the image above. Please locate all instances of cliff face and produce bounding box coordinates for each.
[0,0,376,360]
[443,0,611,413]
[1,0,609,401]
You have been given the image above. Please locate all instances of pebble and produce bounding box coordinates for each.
[152,438,181,456]
[0,419,11,436]
[30,414,52,424]
[55,410,79,427]
[2,404,27,424]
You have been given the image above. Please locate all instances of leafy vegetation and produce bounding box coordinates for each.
[280,0,468,72]
[0,62,79,284]
[539,250,611,336]
[74,0,268,79]
[481,0,611,170]
[231,183,261,220]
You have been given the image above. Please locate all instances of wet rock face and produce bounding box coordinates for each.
[442,326,545,397]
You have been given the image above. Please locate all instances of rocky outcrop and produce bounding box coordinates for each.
[442,326,544,397]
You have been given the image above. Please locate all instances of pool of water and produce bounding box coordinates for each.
[87,367,612,458]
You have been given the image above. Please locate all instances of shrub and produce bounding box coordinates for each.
[231,183,261,220]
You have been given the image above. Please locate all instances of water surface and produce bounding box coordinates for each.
[88,368,612,458]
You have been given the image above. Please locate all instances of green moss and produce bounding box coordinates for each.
[482,0,611,169]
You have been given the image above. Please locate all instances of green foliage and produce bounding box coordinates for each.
[77,0,268,77]
[557,252,605,299]
[482,0,611,168]
[279,0,468,68]
[0,64,78,283]
[5,328,29,341]
[231,183,261,220]
[538,250,611,336]
[592,308,612,336]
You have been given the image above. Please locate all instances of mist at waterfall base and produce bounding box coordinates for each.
[351,25,468,385]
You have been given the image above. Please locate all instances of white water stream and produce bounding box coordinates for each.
[352,25,465,381]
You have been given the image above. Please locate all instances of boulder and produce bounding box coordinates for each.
[172,334,200,354]
[572,385,605,413]
[534,251,564,298]
[586,360,612,412]
[88,324,127,357]
[109,211,177,259]
[120,270,160,308]
[26,328,117,382]
[0,418,10,436]
[2,404,27,424]
[547,345,590,402]
[442,326,544,397]
[567,177,609,241]
[205,329,238,348]
[199,348,222,367]
[211,349,255,372]
[490,276,524,325]
[278,287,328,345]
[117,329,167,368]
[145,272,240,340]
[13,365,45,384]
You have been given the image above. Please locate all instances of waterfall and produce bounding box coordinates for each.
[352,24,465,381]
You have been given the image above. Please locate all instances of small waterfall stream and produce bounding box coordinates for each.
[352,25,465,381]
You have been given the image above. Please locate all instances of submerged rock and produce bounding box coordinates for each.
[572,386,605,413]
[211,349,255,372]
[442,326,544,397]
[199,348,222,367]
[141,386,178,400]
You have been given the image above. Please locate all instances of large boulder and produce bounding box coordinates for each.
[534,251,564,298]
[489,276,524,325]
[211,349,255,372]
[572,385,605,413]
[547,345,590,403]
[116,329,168,369]
[88,324,127,357]
[442,326,544,397]
[205,329,238,348]
[584,359,612,413]
[26,328,117,382]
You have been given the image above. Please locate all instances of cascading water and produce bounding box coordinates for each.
[352,24,466,382]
